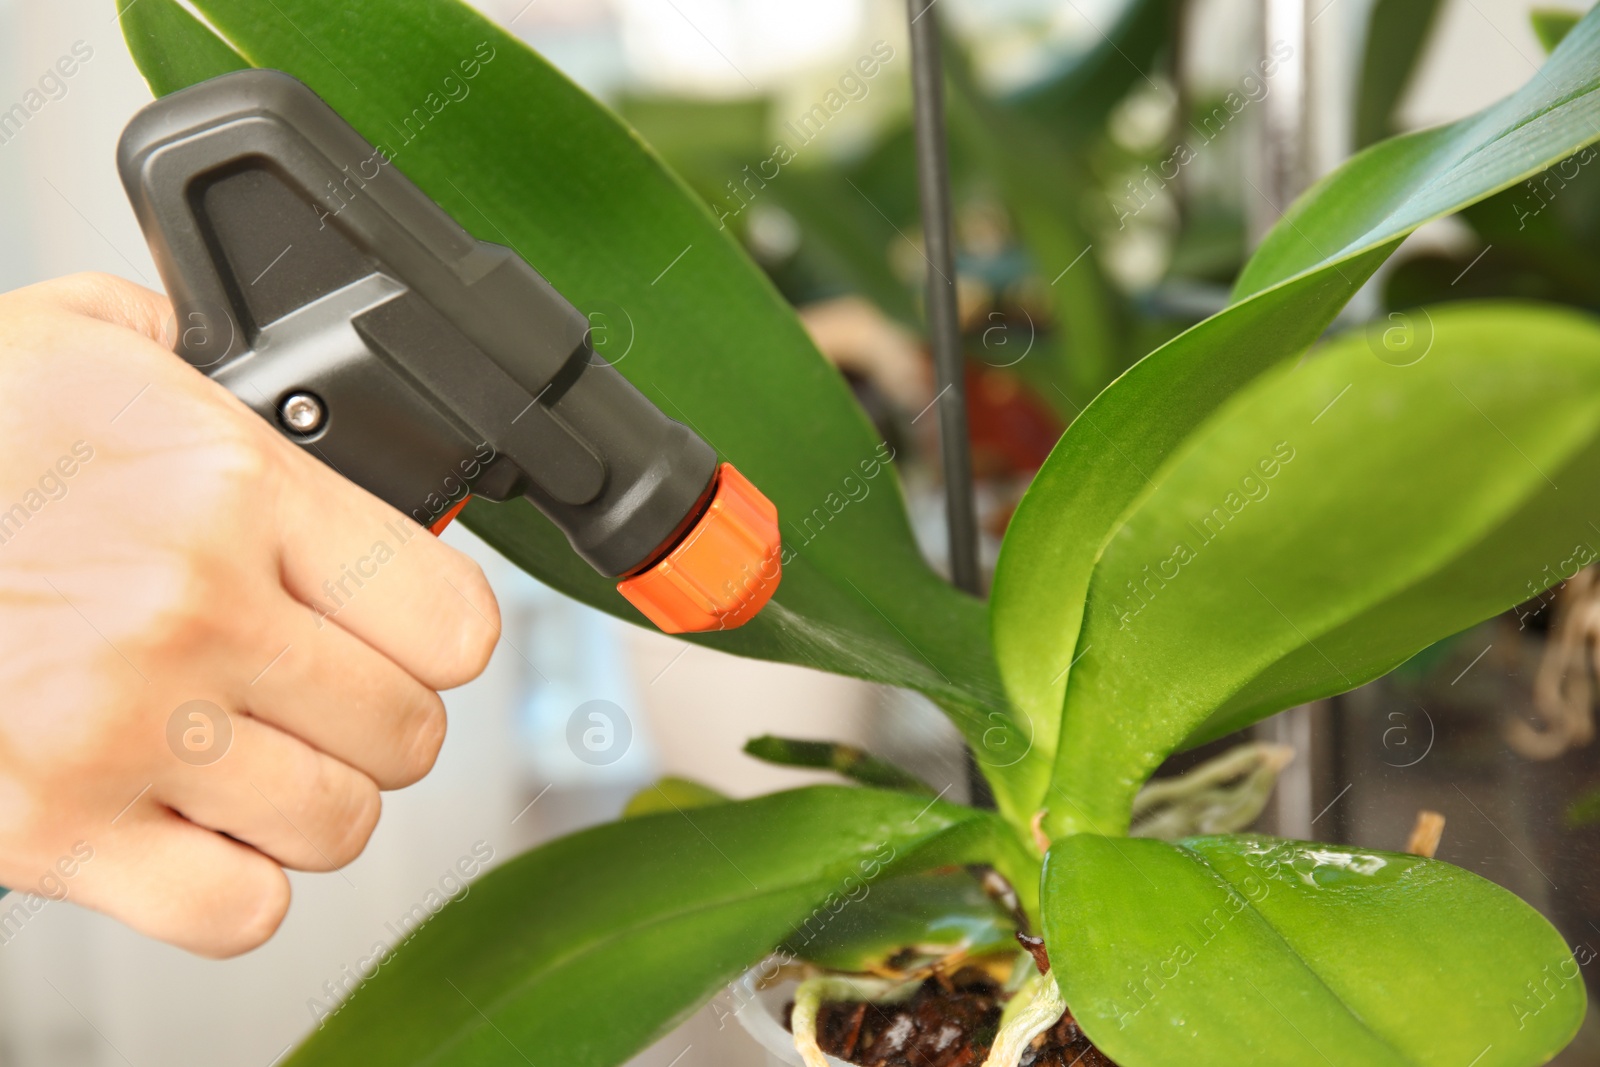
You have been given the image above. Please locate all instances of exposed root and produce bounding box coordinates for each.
[792,975,919,1067]
[980,972,1067,1067]
[1520,566,1600,759]
[1130,741,1295,840]
[1405,809,1446,858]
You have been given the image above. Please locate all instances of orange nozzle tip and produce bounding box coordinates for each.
[428,495,471,536]
[616,463,782,634]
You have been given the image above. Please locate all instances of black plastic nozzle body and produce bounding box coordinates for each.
[116,68,717,578]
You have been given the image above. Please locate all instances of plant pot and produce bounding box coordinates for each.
[730,962,1117,1067]
[729,966,851,1067]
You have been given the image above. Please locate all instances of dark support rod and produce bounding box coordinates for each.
[906,0,993,810]
[906,0,980,598]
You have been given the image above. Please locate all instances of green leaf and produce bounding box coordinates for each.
[1043,834,1586,1067]
[1534,8,1586,53]
[781,868,1017,973]
[287,787,1024,1067]
[744,735,932,793]
[1051,303,1600,834]
[991,12,1600,818]
[120,0,249,93]
[1381,154,1600,313]
[621,776,729,819]
[1355,0,1444,149]
[1236,10,1600,302]
[118,0,1027,810]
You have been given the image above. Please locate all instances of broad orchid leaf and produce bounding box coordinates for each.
[621,776,729,819]
[991,12,1600,817]
[1043,834,1586,1067]
[781,868,1017,973]
[120,0,248,88]
[280,787,1026,1067]
[1052,303,1600,834]
[117,0,1026,808]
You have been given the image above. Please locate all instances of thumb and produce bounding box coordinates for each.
[29,272,176,347]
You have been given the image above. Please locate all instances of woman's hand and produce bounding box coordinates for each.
[0,272,499,957]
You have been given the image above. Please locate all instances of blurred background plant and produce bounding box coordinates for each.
[619,0,1187,571]
[606,0,1581,578]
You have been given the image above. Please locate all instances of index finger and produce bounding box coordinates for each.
[269,440,501,692]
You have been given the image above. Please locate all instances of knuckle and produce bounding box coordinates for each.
[135,571,219,662]
[259,747,377,872]
[204,420,277,489]
[210,864,291,958]
[395,697,447,787]
[335,783,382,866]
[130,550,247,664]
[317,770,381,869]
[125,440,279,660]
[438,563,499,688]
[155,403,280,505]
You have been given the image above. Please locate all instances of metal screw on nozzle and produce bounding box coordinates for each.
[279,392,326,434]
